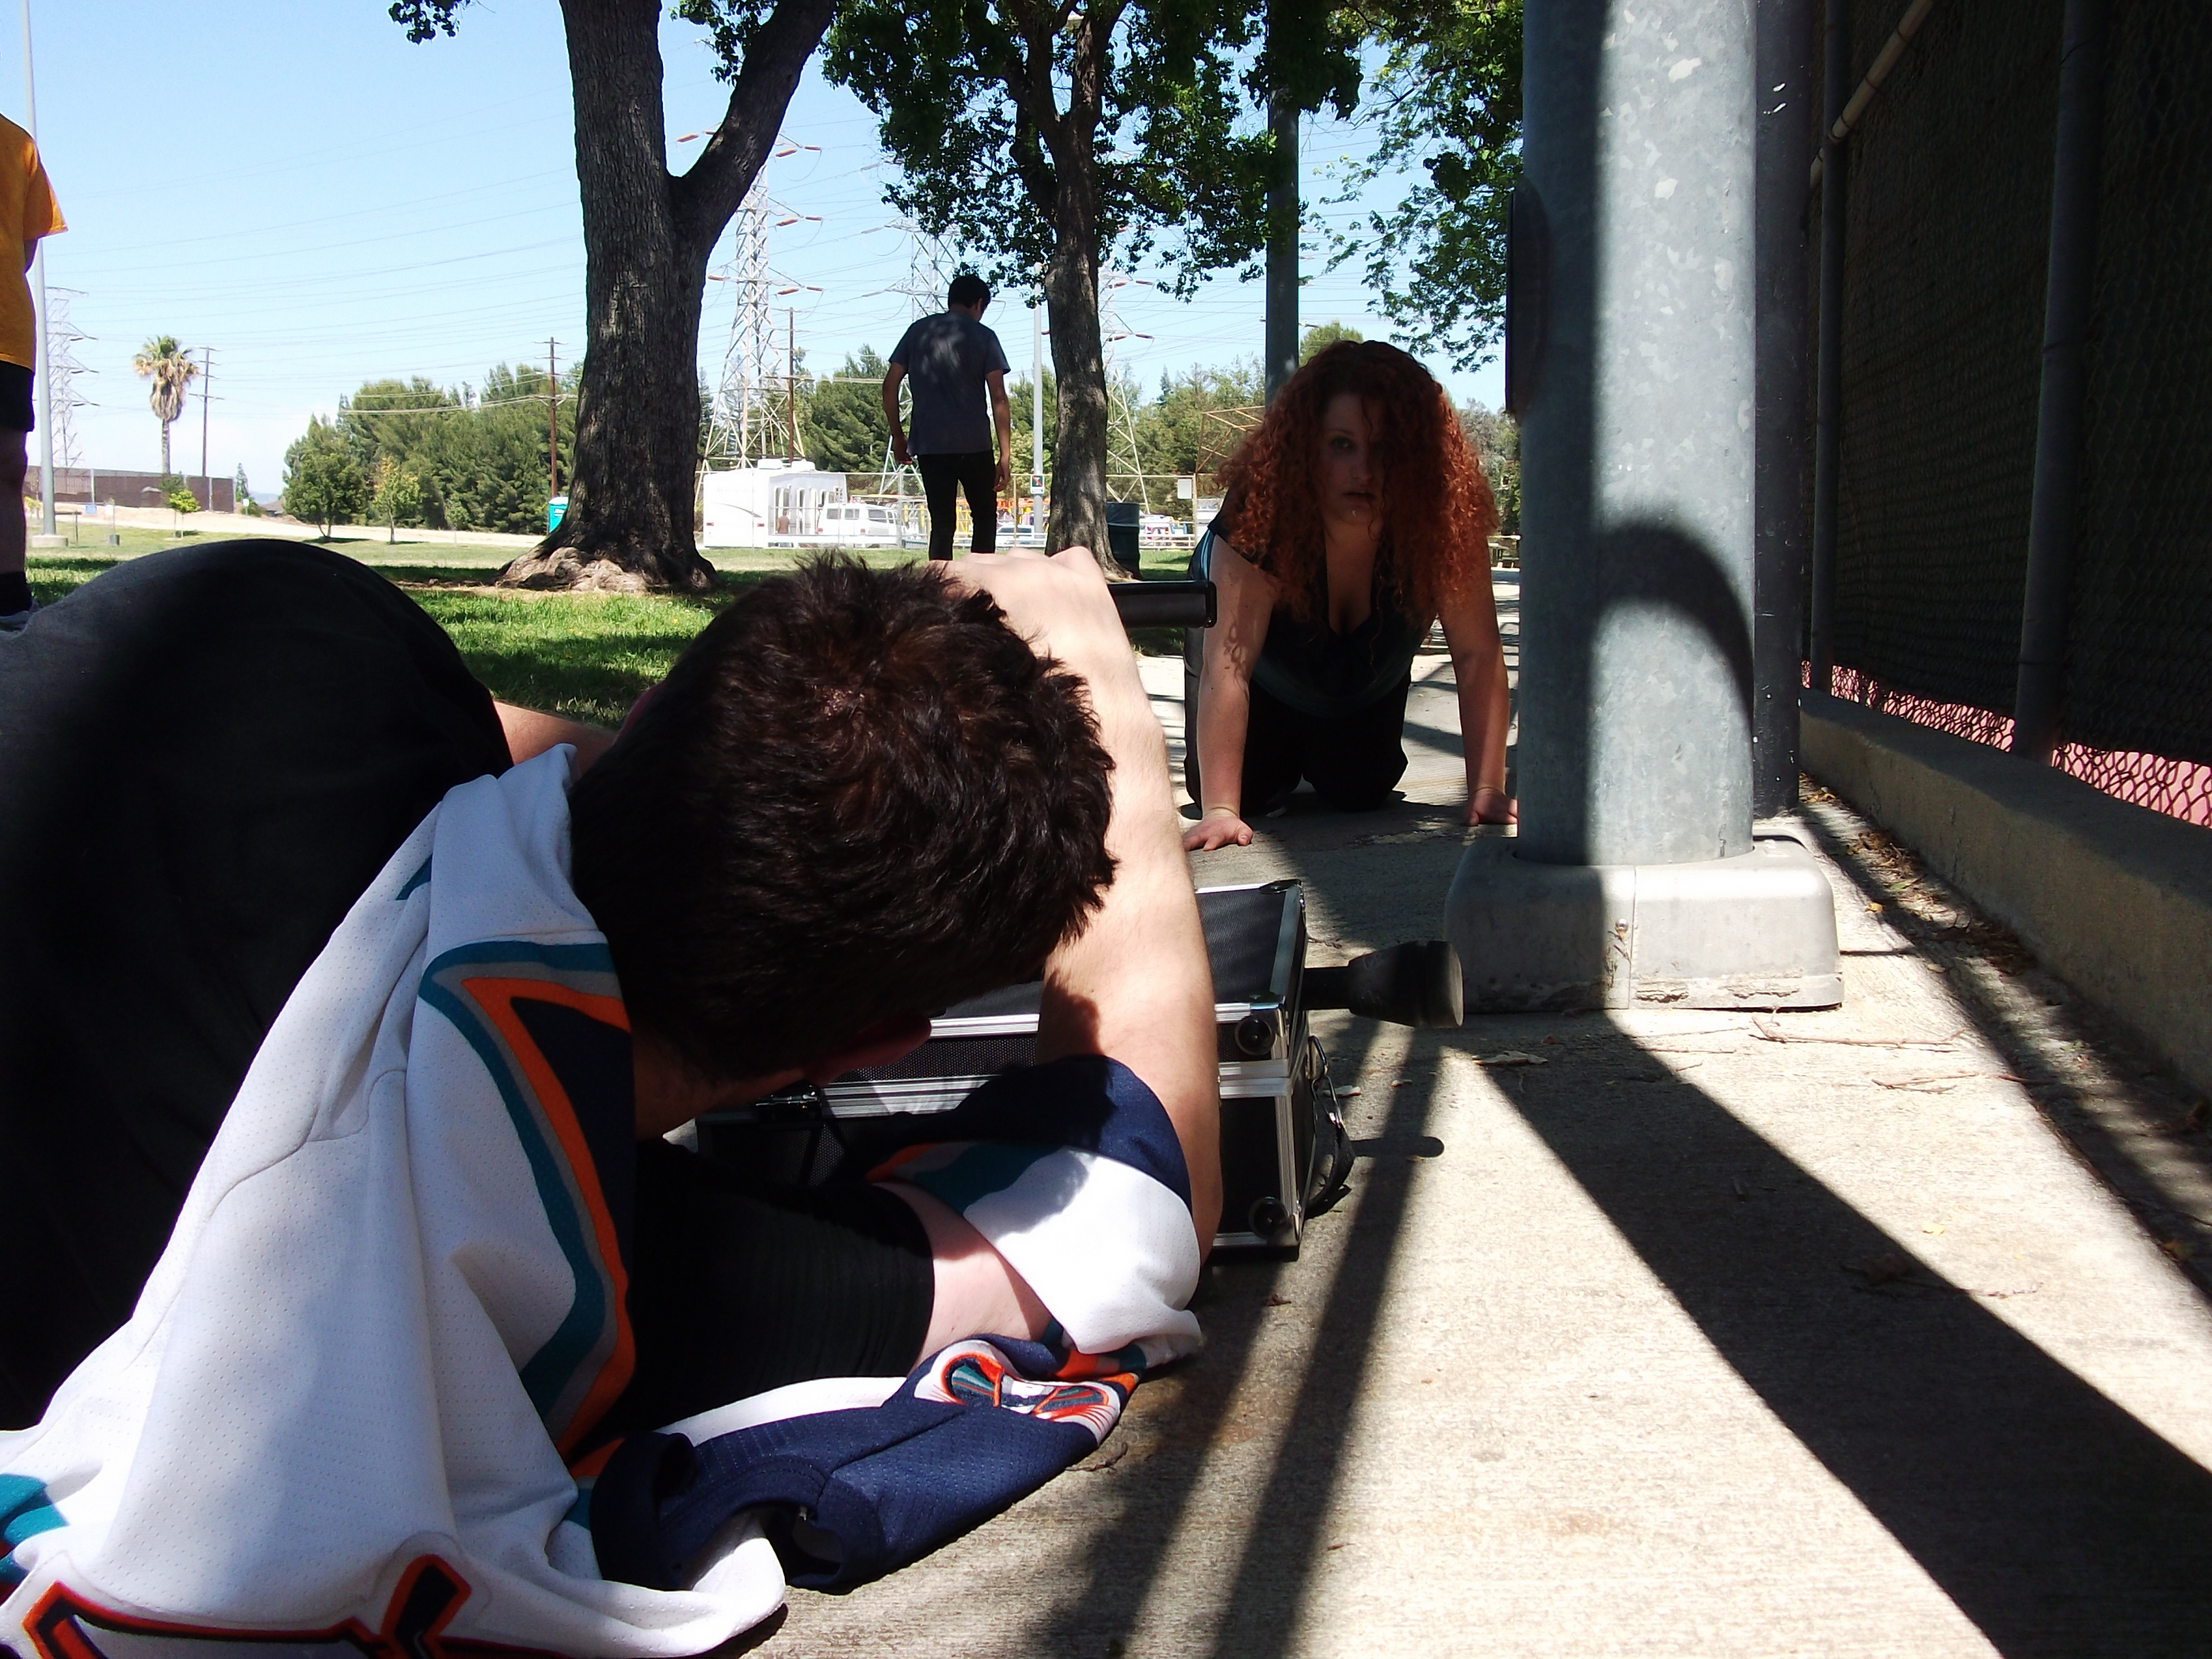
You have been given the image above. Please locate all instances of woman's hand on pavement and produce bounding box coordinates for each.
[1181,808,1255,851]
[1466,786,1518,826]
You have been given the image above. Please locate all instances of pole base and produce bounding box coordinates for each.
[1444,833,1841,1013]
[30,534,66,548]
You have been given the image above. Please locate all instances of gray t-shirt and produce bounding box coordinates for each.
[890,312,1010,456]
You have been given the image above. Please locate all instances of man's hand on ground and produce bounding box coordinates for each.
[1182,808,1254,851]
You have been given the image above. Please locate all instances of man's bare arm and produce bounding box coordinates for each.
[881,362,910,466]
[496,701,615,773]
[987,369,1013,493]
[947,550,1221,1247]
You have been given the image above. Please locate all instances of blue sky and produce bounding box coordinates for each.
[23,1,1502,496]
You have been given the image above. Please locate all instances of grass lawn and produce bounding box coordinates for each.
[26,541,1195,730]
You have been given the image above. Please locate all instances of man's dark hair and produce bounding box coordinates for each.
[569,557,1115,1081]
[947,272,990,311]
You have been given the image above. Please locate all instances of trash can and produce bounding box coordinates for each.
[1104,500,1141,574]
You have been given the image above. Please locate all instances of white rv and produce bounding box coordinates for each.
[700,460,846,548]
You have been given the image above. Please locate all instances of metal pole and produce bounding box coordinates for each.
[544,338,559,503]
[1807,0,1850,692]
[1032,300,1043,507]
[1262,0,1299,404]
[1513,0,1758,867]
[2011,0,2108,763]
[1753,0,1819,815]
[198,346,211,511]
[23,0,52,537]
[786,307,799,462]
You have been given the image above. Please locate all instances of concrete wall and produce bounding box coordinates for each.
[51,468,234,514]
[1801,692,2212,1097]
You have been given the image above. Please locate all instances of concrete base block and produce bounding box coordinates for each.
[1443,835,1841,1013]
[29,533,66,548]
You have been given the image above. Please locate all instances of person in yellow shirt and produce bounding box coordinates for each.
[0,113,64,632]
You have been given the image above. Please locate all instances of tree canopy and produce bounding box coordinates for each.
[282,417,368,537]
[1335,0,1522,371]
[800,347,892,474]
[132,335,198,478]
[276,363,579,537]
[822,0,1361,562]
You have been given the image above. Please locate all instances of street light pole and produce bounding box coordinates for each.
[198,346,214,512]
[22,0,53,537]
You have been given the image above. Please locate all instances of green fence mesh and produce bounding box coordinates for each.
[1823,0,2212,772]
[2065,0,2212,766]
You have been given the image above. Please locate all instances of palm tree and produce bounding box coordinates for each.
[133,335,198,477]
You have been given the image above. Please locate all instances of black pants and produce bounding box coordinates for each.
[1184,675,1412,817]
[0,541,930,1429]
[917,450,998,560]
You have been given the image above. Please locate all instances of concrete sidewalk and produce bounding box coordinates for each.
[767,576,2212,1657]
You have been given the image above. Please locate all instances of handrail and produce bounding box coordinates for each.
[1807,0,1937,192]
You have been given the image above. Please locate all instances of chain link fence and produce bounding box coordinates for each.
[1819,0,2212,824]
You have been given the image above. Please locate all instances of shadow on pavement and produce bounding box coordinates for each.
[1038,1011,2212,1658]
[1498,1021,2212,1657]
[1794,797,2212,1298]
[1023,1013,1398,1657]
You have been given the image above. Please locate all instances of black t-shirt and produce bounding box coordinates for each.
[0,541,511,1425]
[889,312,1010,456]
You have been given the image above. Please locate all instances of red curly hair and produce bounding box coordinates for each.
[1214,341,1497,626]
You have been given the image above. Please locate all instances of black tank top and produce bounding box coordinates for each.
[1192,526,1430,720]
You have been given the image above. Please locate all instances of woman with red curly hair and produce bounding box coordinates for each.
[1182,341,1512,851]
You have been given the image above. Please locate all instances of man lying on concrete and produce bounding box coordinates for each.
[0,540,1218,1653]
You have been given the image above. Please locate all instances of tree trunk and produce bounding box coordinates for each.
[159,421,170,478]
[504,0,832,593]
[1038,9,1119,576]
[1043,218,1111,567]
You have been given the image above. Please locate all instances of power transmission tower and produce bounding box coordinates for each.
[889,219,958,320]
[41,286,90,474]
[705,181,785,467]
[1101,270,1152,511]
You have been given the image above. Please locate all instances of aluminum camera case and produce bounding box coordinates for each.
[696,880,1334,1254]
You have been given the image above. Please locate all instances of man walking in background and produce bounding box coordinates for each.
[884,273,1013,561]
[0,112,63,632]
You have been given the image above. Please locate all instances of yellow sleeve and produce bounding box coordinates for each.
[24,144,63,240]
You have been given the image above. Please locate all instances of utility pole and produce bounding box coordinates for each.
[197,346,214,511]
[22,0,53,537]
[1031,299,1044,538]
[544,339,561,504]
[786,308,799,462]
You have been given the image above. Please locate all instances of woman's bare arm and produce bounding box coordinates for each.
[1183,537,1278,851]
[1436,573,1514,823]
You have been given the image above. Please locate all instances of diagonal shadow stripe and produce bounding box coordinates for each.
[1508,1024,2212,1657]
[1793,800,2212,1306]
[1197,1032,1444,1659]
[1028,1013,1393,1655]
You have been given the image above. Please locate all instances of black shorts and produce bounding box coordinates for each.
[0,541,932,1428]
[1184,674,1412,817]
[0,361,32,433]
